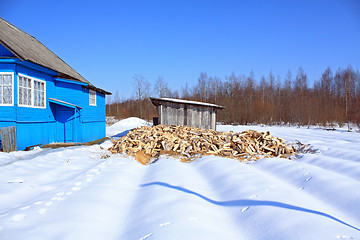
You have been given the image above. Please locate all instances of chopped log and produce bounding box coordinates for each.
[135,150,152,165]
[108,124,299,165]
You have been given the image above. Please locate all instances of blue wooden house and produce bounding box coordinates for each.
[0,18,111,151]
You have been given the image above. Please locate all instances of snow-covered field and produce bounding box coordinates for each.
[1,118,360,240]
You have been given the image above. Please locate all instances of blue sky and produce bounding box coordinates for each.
[1,0,359,99]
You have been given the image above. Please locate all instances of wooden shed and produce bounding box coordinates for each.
[150,97,225,130]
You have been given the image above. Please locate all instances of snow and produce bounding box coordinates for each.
[106,117,149,138]
[1,120,360,239]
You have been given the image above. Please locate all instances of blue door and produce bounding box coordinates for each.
[56,108,74,142]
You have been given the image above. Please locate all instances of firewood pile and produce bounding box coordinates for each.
[109,125,297,165]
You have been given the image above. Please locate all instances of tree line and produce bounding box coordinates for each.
[106,66,360,128]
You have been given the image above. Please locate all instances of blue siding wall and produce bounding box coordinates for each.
[0,44,14,57]
[81,90,106,142]
[16,122,56,149]
[0,59,107,151]
[16,65,57,150]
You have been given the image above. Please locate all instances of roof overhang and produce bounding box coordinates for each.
[48,98,82,109]
[83,85,112,95]
[150,97,225,110]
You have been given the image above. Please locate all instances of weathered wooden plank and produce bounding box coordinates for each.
[0,126,17,152]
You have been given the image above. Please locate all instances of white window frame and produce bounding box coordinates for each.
[33,79,46,108]
[17,74,46,109]
[89,89,96,106]
[0,72,14,106]
[18,75,32,107]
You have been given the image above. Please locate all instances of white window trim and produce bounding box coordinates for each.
[17,73,46,109]
[0,72,14,106]
[89,89,96,106]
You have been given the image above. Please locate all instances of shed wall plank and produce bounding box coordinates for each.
[155,101,219,130]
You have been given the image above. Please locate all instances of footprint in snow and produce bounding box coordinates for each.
[45,201,53,207]
[65,192,72,196]
[20,206,31,210]
[159,222,172,227]
[299,187,304,190]
[139,233,153,240]
[12,214,26,222]
[75,182,82,186]
[336,235,353,239]
[51,196,65,201]
[249,194,258,199]
[305,176,312,181]
[34,201,44,205]
[241,207,249,213]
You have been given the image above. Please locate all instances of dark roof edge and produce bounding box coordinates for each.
[83,85,112,95]
[149,97,225,109]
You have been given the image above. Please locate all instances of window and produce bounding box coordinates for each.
[34,80,45,107]
[18,74,46,108]
[18,75,32,106]
[0,72,13,106]
[89,89,96,106]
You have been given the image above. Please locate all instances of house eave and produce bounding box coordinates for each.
[83,85,112,95]
[150,97,225,110]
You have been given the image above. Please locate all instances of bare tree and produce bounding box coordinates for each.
[196,72,208,102]
[133,74,150,100]
[153,76,170,98]
[294,67,309,125]
[181,82,190,99]
[106,95,111,116]
[319,67,333,125]
[113,90,120,118]
[133,74,151,119]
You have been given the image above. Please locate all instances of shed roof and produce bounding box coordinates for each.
[150,97,225,109]
[0,17,110,95]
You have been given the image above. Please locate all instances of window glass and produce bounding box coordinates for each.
[89,89,96,106]
[34,80,45,107]
[19,76,32,106]
[0,73,13,105]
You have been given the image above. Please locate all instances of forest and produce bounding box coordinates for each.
[106,66,360,128]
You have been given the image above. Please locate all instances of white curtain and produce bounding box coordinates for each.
[0,74,12,104]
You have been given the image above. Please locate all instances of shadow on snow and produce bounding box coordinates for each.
[141,181,360,232]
